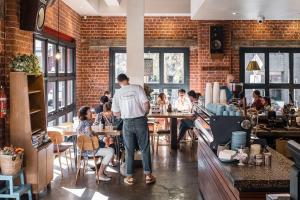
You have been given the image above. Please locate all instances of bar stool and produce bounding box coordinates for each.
[0,169,33,200]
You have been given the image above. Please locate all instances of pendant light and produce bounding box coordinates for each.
[246,40,260,71]
[55,0,61,60]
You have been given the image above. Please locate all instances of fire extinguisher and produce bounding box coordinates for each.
[0,85,7,118]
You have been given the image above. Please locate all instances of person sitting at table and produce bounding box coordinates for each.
[177,90,199,143]
[95,95,109,114]
[157,93,168,107]
[104,90,112,103]
[174,89,191,112]
[251,90,264,111]
[261,96,271,111]
[77,106,114,182]
[94,102,116,148]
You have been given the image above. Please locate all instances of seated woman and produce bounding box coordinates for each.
[77,106,114,182]
[261,96,271,111]
[94,102,116,148]
[157,93,169,128]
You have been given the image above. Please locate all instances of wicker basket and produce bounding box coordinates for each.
[0,154,23,175]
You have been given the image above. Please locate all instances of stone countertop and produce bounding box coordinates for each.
[221,148,294,192]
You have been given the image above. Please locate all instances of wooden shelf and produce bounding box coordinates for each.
[28,90,41,95]
[32,128,42,134]
[30,108,42,115]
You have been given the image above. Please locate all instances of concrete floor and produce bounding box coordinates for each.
[38,143,202,200]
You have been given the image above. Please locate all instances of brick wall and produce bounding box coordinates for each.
[78,18,300,107]
[0,0,80,146]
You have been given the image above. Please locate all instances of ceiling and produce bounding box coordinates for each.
[62,0,190,16]
[62,0,300,20]
[191,0,300,20]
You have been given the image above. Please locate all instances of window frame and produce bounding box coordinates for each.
[109,47,190,95]
[240,47,300,102]
[33,34,76,126]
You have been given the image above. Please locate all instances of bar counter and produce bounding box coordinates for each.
[194,106,294,200]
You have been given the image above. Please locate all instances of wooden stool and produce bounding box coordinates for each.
[156,129,171,153]
[0,169,33,200]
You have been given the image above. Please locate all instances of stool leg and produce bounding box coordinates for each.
[28,187,33,200]
[58,154,64,177]
[156,135,159,153]
[69,148,73,169]
[65,151,70,172]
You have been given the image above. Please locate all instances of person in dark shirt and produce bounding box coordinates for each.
[251,90,264,111]
[95,95,109,114]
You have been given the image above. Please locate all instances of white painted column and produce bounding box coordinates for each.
[126,0,144,86]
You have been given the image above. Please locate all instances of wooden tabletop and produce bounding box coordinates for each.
[47,122,75,136]
[91,126,121,136]
[148,111,193,118]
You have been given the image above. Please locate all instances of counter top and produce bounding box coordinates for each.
[222,148,293,192]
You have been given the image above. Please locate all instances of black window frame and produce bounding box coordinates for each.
[109,47,190,95]
[240,47,300,102]
[33,34,76,126]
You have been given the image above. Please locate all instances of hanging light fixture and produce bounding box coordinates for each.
[246,40,261,71]
[55,0,61,60]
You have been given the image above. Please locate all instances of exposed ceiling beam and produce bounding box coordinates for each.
[104,0,121,6]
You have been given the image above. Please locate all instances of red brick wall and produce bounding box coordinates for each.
[0,0,80,146]
[78,18,300,106]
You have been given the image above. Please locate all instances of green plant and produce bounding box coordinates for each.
[9,54,42,75]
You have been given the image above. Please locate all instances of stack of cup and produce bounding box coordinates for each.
[231,131,247,151]
[205,83,213,108]
[212,82,220,104]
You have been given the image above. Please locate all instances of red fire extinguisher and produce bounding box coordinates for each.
[0,85,7,118]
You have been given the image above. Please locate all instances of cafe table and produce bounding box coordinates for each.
[91,126,122,162]
[147,112,193,150]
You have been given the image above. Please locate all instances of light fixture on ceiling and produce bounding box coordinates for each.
[104,0,121,6]
[55,0,61,60]
[232,12,238,15]
[246,40,261,71]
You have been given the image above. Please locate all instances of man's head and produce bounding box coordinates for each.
[187,90,198,103]
[178,89,186,99]
[117,73,129,87]
[104,91,111,98]
[253,90,261,99]
[100,95,109,105]
[226,74,235,85]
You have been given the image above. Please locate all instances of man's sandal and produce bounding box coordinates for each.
[145,175,156,184]
[124,177,135,185]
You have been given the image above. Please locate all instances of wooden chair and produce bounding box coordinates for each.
[48,131,73,177]
[147,120,156,152]
[75,135,102,184]
[156,129,171,153]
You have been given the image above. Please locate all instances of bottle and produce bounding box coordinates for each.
[167,103,172,113]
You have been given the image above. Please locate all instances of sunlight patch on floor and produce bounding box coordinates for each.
[91,191,109,200]
[61,187,86,198]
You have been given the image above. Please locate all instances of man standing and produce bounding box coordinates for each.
[112,74,156,185]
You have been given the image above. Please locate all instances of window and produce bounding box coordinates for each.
[241,48,300,108]
[110,48,189,104]
[34,36,76,126]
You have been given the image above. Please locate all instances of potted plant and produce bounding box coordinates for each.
[9,54,42,76]
[0,146,24,175]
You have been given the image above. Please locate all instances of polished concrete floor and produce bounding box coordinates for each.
[38,143,202,200]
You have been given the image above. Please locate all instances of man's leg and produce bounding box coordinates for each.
[134,117,152,175]
[123,119,136,177]
[178,119,194,142]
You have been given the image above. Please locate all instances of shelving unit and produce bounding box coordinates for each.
[10,72,53,195]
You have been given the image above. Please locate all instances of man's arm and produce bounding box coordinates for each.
[113,111,121,117]
[112,95,121,117]
[144,101,150,114]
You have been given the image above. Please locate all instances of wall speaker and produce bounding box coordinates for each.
[20,0,48,32]
[210,25,224,54]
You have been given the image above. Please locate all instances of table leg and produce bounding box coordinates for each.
[115,136,121,172]
[170,117,178,150]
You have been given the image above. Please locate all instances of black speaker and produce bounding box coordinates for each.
[20,0,48,32]
[210,26,224,54]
